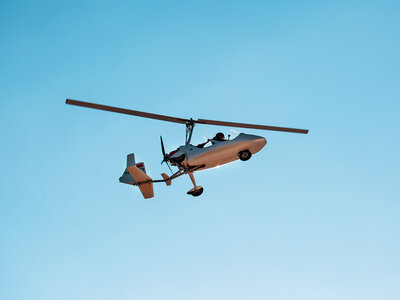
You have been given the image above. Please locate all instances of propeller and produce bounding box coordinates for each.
[160,136,173,174]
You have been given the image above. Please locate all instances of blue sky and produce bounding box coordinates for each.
[1,0,399,299]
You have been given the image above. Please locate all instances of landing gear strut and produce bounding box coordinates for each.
[187,172,204,197]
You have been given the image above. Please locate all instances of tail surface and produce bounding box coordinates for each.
[119,153,154,199]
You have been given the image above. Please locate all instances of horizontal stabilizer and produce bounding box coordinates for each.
[127,165,154,199]
[161,173,171,186]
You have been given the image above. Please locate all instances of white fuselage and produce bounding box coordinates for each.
[170,133,267,171]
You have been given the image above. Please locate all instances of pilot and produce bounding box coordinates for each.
[212,132,225,142]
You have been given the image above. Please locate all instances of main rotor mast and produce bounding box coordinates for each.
[185,119,195,145]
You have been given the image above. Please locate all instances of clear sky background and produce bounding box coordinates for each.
[1,0,399,299]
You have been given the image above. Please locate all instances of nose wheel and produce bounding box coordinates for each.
[187,172,204,197]
[238,150,252,161]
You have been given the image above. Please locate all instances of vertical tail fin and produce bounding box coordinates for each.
[127,153,135,167]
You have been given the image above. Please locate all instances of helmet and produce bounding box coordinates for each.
[214,132,225,141]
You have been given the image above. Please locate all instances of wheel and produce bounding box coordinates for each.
[187,187,204,197]
[238,150,252,161]
[192,187,204,197]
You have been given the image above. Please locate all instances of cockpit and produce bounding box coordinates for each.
[195,132,228,148]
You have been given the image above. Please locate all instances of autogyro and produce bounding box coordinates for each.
[66,99,308,199]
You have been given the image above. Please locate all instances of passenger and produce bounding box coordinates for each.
[196,139,210,148]
[196,132,226,148]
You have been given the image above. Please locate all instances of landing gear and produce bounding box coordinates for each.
[187,172,204,197]
[187,186,204,196]
[238,150,252,161]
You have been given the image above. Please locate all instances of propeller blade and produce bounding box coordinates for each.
[66,99,189,124]
[195,118,309,134]
[159,136,173,174]
[166,162,173,174]
[160,136,166,158]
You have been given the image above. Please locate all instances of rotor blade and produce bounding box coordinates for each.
[195,118,309,134]
[66,99,189,124]
[160,136,166,157]
[66,99,308,133]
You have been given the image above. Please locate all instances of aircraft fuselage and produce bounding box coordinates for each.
[170,133,267,171]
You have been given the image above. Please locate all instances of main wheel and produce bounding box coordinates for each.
[187,187,204,197]
[192,187,203,196]
[238,150,252,161]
